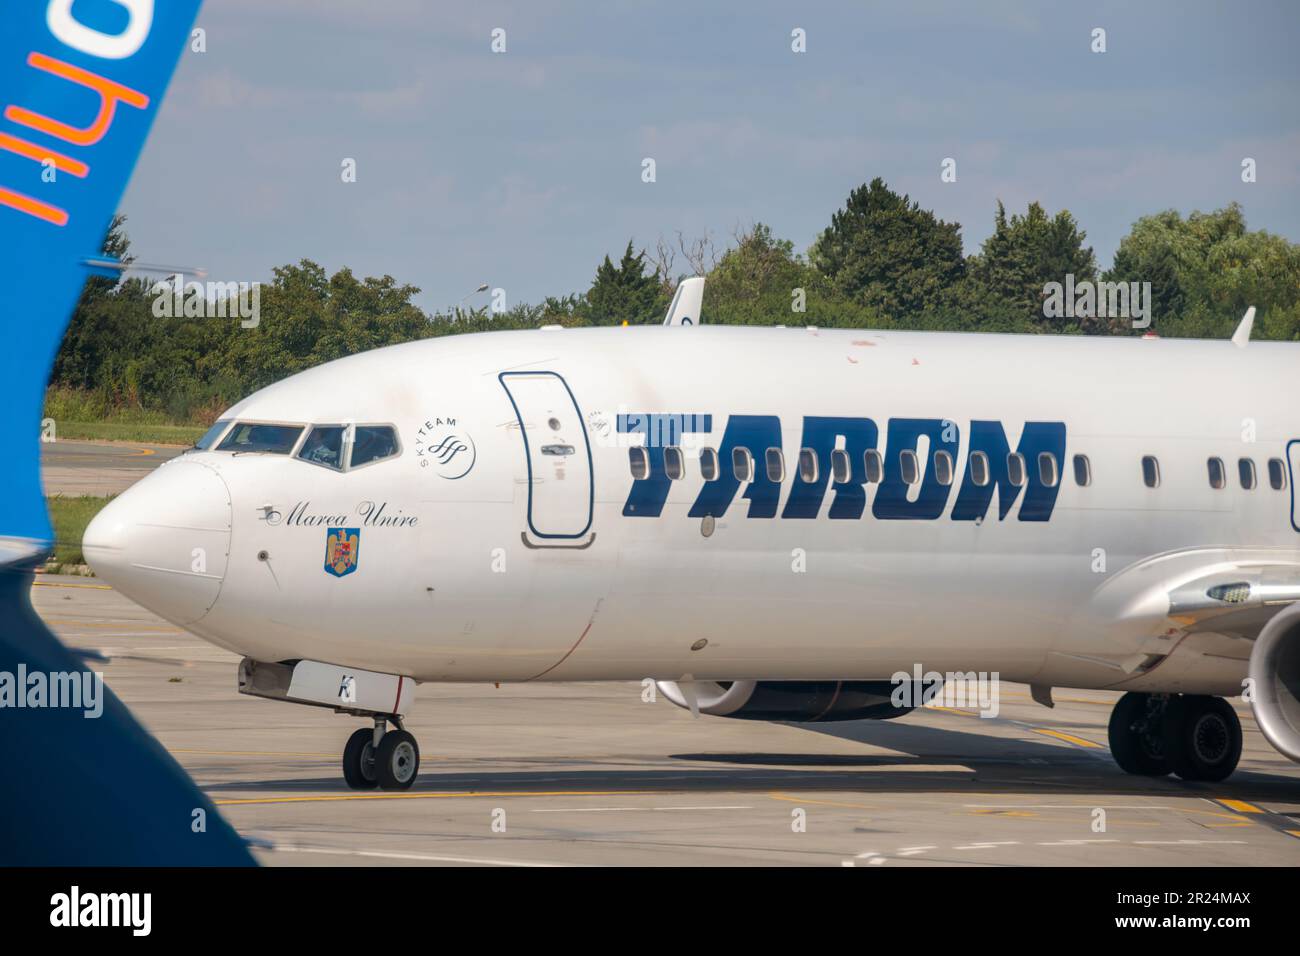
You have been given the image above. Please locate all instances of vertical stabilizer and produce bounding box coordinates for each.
[1231,306,1256,349]
[663,276,705,325]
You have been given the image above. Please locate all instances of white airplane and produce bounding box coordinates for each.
[82,286,1300,791]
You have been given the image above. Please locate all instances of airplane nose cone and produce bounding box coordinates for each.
[82,458,232,625]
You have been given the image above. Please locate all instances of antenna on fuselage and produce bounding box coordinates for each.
[676,676,702,718]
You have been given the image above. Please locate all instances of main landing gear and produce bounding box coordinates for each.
[1107,692,1242,782]
[343,717,420,791]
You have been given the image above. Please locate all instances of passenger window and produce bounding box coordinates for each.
[629,446,649,480]
[732,447,753,482]
[193,419,231,451]
[664,446,684,481]
[350,425,399,468]
[1007,453,1026,487]
[765,447,785,483]
[1073,454,1091,487]
[830,449,850,484]
[1207,457,1225,490]
[1268,458,1287,491]
[863,449,883,484]
[969,451,989,487]
[298,425,346,470]
[1142,455,1160,489]
[1038,452,1059,488]
[900,449,919,486]
[933,450,954,486]
[217,422,304,455]
[1239,458,1256,490]
[699,447,719,482]
[798,448,818,483]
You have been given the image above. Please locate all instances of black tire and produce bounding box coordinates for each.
[1164,695,1242,782]
[1107,692,1171,776]
[375,730,420,791]
[342,728,379,790]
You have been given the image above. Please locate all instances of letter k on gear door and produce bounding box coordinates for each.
[499,371,594,546]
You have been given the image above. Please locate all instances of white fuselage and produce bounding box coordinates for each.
[83,326,1300,696]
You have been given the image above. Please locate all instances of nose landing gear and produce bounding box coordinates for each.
[343,717,420,791]
[1107,692,1242,782]
[342,727,378,790]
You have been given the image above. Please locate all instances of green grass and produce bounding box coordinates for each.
[52,421,206,445]
[45,495,113,569]
[43,386,211,445]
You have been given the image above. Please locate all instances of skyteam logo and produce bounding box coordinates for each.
[414,416,476,479]
[619,414,1066,522]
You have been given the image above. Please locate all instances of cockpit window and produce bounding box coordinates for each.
[350,425,399,468]
[192,419,232,451]
[298,426,346,470]
[217,422,303,454]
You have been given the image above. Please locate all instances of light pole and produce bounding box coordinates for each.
[454,283,489,320]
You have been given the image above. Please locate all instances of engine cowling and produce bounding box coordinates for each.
[655,680,919,722]
[1249,602,1300,763]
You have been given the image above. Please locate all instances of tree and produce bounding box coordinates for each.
[966,201,1098,332]
[215,261,433,394]
[810,178,965,318]
[1105,203,1300,338]
[48,195,1300,428]
[51,214,135,392]
[701,223,884,327]
[707,224,805,303]
[584,240,666,325]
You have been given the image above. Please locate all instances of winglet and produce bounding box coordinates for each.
[663,276,705,326]
[1231,306,1256,349]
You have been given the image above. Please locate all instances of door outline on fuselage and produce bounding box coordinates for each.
[498,370,595,540]
[1288,439,1300,532]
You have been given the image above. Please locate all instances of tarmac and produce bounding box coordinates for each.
[30,573,1300,867]
[41,439,184,497]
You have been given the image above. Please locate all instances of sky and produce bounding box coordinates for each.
[119,0,1300,314]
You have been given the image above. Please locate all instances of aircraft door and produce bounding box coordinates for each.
[499,371,594,544]
[1289,440,1300,532]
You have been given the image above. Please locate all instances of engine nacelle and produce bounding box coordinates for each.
[1249,603,1300,763]
[655,680,919,722]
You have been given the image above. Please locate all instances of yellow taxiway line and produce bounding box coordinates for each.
[1032,728,1104,749]
[32,580,112,590]
[1216,798,1264,814]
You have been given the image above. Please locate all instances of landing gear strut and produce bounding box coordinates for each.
[1108,692,1241,782]
[342,717,420,791]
